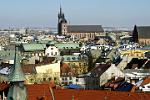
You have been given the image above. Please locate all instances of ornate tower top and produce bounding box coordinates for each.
[9,45,25,82]
[58,5,64,19]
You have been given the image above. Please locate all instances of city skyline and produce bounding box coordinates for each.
[0,0,150,28]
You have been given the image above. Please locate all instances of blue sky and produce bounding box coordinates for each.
[0,0,149,28]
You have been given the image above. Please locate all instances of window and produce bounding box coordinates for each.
[147,86,150,88]
[51,48,53,50]
[79,63,81,66]
[72,57,76,60]
[69,77,72,80]
[48,77,51,81]
[65,77,67,80]
[62,77,64,80]
[55,52,57,55]
[76,78,79,82]
[51,52,53,55]
[47,53,49,56]
[67,57,70,61]
[68,63,70,65]
[43,78,46,81]
[69,82,73,84]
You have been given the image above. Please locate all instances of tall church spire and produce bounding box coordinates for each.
[60,4,62,15]
[58,4,67,35]
[9,45,25,82]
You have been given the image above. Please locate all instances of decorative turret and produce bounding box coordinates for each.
[7,45,27,100]
[8,45,25,82]
[58,6,64,20]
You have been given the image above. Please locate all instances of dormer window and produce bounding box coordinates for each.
[67,57,70,61]
[72,57,76,60]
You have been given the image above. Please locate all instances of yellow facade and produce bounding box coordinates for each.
[64,61,88,75]
[25,61,60,84]
[120,50,150,58]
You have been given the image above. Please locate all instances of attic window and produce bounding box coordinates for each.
[67,57,70,60]
[72,57,76,60]
[147,86,150,88]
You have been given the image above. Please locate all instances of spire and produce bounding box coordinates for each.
[60,4,62,15]
[9,45,25,82]
[58,3,65,19]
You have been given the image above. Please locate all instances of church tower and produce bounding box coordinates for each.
[58,6,67,35]
[7,45,27,100]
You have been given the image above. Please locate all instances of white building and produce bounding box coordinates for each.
[139,83,150,92]
[35,60,61,80]
[45,46,60,57]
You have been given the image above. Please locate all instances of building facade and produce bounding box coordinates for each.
[58,7,104,40]
[132,25,150,45]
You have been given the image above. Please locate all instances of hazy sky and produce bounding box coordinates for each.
[0,0,149,28]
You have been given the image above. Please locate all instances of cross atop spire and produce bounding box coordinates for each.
[9,45,25,82]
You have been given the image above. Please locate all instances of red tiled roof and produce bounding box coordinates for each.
[0,83,9,91]
[26,84,150,100]
[61,63,70,73]
[26,84,53,100]
[140,76,150,86]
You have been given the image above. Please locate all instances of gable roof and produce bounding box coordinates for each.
[67,25,104,33]
[90,64,111,77]
[136,26,150,39]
